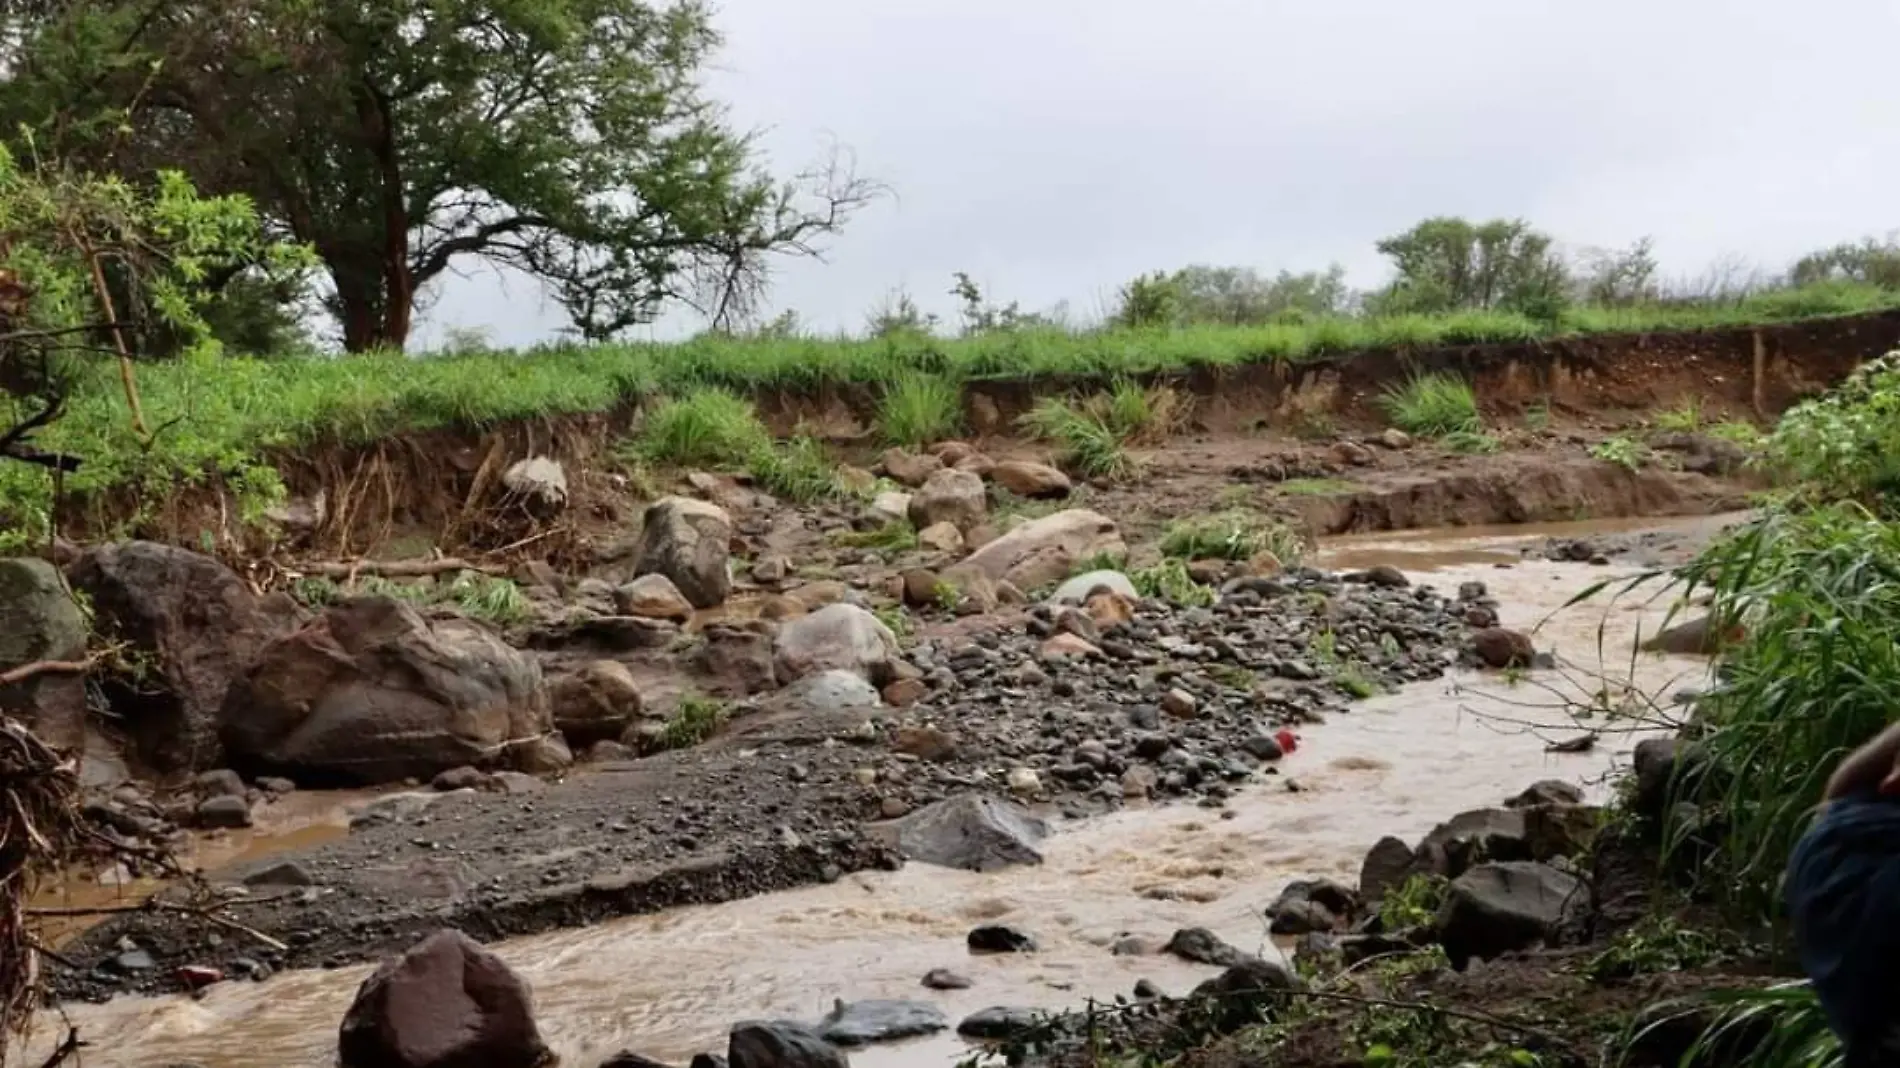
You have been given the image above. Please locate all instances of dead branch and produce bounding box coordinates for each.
[0,659,97,688]
[34,1027,81,1068]
[299,557,503,580]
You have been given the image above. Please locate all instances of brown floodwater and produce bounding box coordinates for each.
[23,517,1725,1068]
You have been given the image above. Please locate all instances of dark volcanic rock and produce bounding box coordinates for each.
[1435,861,1587,968]
[921,968,972,990]
[1358,836,1417,902]
[956,1007,1041,1040]
[728,1023,846,1068]
[1505,780,1584,809]
[1415,808,1530,879]
[967,925,1038,953]
[1471,628,1535,669]
[337,929,549,1068]
[1164,927,1249,967]
[71,541,305,771]
[0,557,89,748]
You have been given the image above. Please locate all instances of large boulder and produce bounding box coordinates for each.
[881,449,943,488]
[694,622,779,695]
[1472,628,1536,669]
[1414,808,1529,878]
[0,558,89,747]
[339,929,549,1068]
[957,510,1126,593]
[877,794,1048,872]
[546,660,644,746]
[812,999,948,1047]
[615,574,694,622]
[728,1023,846,1068]
[633,497,733,610]
[1358,835,1417,903]
[1436,861,1587,968]
[907,469,988,533]
[773,605,902,686]
[221,596,555,784]
[70,541,304,771]
[990,461,1072,500]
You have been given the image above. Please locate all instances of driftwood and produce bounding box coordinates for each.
[300,557,504,580]
[0,659,96,688]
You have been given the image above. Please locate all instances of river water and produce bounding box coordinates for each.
[25,517,1723,1068]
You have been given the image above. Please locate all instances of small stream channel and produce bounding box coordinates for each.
[25,516,1726,1068]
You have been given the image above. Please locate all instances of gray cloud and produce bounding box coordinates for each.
[419,0,1900,347]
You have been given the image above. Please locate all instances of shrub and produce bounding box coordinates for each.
[653,693,728,751]
[1590,434,1648,470]
[1765,349,1900,507]
[1378,373,1482,437]
[1020,397,1135,480]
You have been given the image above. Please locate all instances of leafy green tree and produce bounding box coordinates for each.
[1,0,880,351]
[1573,237,1660,306]
[1791,235,1900,290]
[864,289,938,339]
[1114,271,1182,327]
[1113,265,1352,327]
[1371,216,1571,317]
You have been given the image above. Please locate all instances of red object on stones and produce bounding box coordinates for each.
[1275,729,1300,755]
[176,965,224,988]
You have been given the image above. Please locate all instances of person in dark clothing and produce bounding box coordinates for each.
[1785,721,1900,1066]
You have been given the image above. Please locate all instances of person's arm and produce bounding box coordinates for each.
[1825,720,1900,800]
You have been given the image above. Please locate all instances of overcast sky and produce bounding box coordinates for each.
[416,0,1900,348]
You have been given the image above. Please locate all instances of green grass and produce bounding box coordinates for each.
[1019,396,1137,480]
[747,435,842,503]
[1378,372,1482,437]
[830,521,919,553]
[2,280,1896,548]
[1623,982,1840,1068]
[1590,434,1649,470]
[1377,874,1448,931]
[1274,477,1359,496]
[638,387,771,467]
[1159,509,1305,563]
[877,372,963,446]
[289,571,532,625]
[652,693,729,751]
[1655,395,1706,433]
[1129,558,1214,607]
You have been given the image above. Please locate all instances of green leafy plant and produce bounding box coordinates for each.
[1130,559,1214,607]
[1160,509,1304,564]
[1656,395,1706,433]
[748,435,840,503]
[653,693,728,751]
[1069,550,1130,576]
[1765,349,1900,506]
[1584,917,1739,983]
[1441,429,1502,454]
[1020,396,1136,480]
[1379,373,1482,437]
[1378,874,1448,930]
[1624,982,1841,1068]
[1275,478,1359,496]
[872,603,912,642]
[877,372,963,446]
[1591,434,1649,470]
[1709,420,1766,448]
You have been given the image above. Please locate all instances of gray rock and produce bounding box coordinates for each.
[1633,737,1712,821]
[774,604,901,686]
[547,660,645,747]
[220,596,553,785]
[193,768,247,798]
[71,541,305,772]
[1048,570,1140,606]
[1164,927,1249,967]
[1358,835,1417,902]
[243,860,316,887]
[908,469,988,532]
[776,670,883,714]
[1505,780,1585,809]
[634,497,734,610]
[880,794,1048,872]
[728,1023,845,1068]
[195,795,252,829]
[502,457,568,511]
[1268,899,1337,936]
[0,557,88,746]
[955,1007,1040,1040]
[1415,808,1530,878]
[1436,861,1587,968]
[921,968,972,990]
[615,573,695,621]
[959,510,1128,592]
[695,623,778,695]
[813,999,948,1046]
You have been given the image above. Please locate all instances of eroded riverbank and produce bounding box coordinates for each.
[26,517,1722,1068]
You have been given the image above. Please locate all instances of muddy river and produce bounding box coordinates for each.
[25,518,1722,1068]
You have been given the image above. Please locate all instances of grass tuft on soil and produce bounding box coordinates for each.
[3,282,1896,549]
[1160,509,1304,564]
[1379,372,1482,438]
[876,372,964,446]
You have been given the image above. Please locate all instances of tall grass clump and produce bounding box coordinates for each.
[1378,372,1482,438]
[748,435,840,503]
[1019,398,1135,480]
[1652,505,1900,921]
[877,372,964,446]
[1159,509,1305,564]
[639,387,770,468]
[1625,982,1841,1068]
